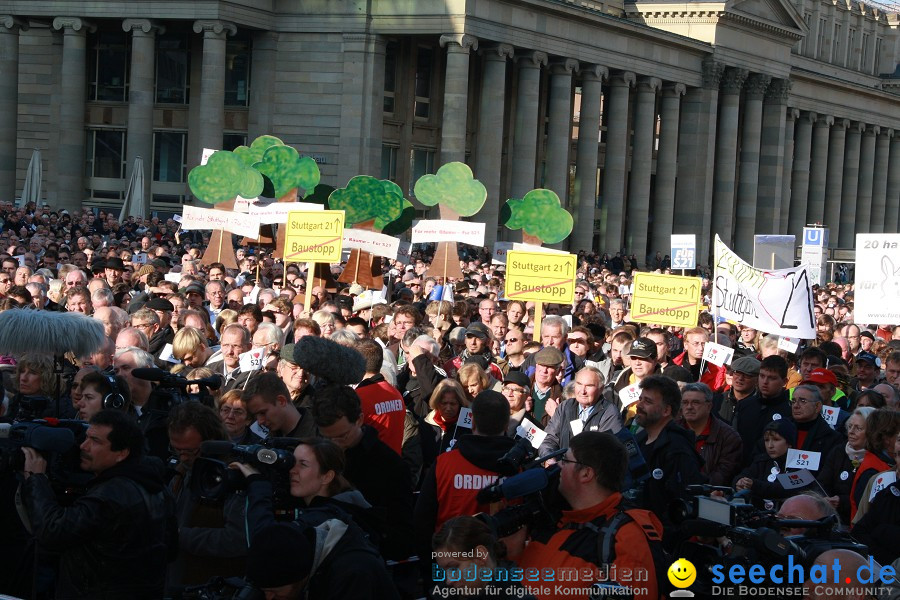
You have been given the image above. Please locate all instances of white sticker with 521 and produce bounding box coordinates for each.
[786,448,821,471]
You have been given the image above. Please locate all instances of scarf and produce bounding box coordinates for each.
[846,443,866,466]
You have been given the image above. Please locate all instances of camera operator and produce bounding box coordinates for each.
[165,402,247,592]
[517,432,663,600]
[18,410,176,599]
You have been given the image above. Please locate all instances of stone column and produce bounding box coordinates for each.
[123,19,163,212]
[509,52,547,208]
[806,114,833,225]
[711,67,747,249]
[651,83,686,257]
[886,134,900,232]
[873,129,892,233]
[626,76,660,263]
[823,118,849,241]
[734,73,770,258]
[192,20,237,162]
[780,109,799,235]
[338,33,386,182]
[788,111,815,235]
[0,16,26,201]
[473,44,513,247]
[601,71,635,254]
[675,58,723,262]
[757,79,790,235]
[856,125,877,235]
[53,17,95,212]
[837,122,863,246]
[248,32,278,140]
[545,59,578,209]
[571,65,607,253]
[438,34,477,165]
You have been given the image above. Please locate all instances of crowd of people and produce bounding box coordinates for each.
[1,199,899,600]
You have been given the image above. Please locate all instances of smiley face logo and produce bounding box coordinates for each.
[667,558,697,589]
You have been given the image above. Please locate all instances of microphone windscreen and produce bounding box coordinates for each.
[498,467,550,500]
[292,336,365,386]
[0,310,105,357]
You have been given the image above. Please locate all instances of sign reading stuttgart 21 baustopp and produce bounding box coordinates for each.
[504,250,577,304]
[284,210,345,263]
[630,272,702,327]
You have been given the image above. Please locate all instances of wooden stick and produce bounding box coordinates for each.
[533,301,543,343]
[353,253,360,285]
[255,246,261,282]
[216,228,224,263]
[304,262,315,315]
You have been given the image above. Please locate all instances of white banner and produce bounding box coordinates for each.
[713,236,816,339]
[411,219,485,246]
[493,241,514,264]
[181,205,261,239]
[702,342,734,367]
[854,234,900,324]
[786,449,821,471]
[671,234,696,270]
[342,228,401,259]
[248,201,323,224]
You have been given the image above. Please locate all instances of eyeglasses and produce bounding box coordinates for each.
[168,444,201,459]
[558,457,584,467]
[568,338,588,345]
[505,337,521,343]
[219,406,247,418]
[502,385,526,394]
[791,396,819,405]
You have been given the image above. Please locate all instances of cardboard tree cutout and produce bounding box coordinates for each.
[188,150,265,269]
[328,176,414,289]
[413,162,487,280]
[501,189,575,340]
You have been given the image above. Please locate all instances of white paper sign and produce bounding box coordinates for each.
[342,229,401,259]
[570,419,584,436]
[200,148,216,165]
[411,219,485,246]
[164,273,183,284]
[869,471,896,501]
[239,347,266,373]
[786,449,822,471]
[396,241,412,264]
[713,235,816,339]
[457,407,473,429]
[173,214,183,223]
[702,341,735,367]
[159,343,179,364]
[233,196,253,213]
[516,417,548,449]
[618,384,642,409]
[776,468,816,490]
[778,336,800,353]
[821,406,839,428]
[14,255,24,266]
[671,234,697,270]
[131,253,147,265]
[248,201,323,225]
[181,205,261,239]
[854,234,900,324]
[493,242,514,265]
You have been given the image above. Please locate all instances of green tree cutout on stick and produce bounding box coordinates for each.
[413,162,487,280]
[188,150,265,268]
[501,189,574,246]
[328,176,414,288]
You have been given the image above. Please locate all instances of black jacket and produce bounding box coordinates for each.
[816,444,862,524]
[20,456,176,599]
[793,415,845,456]
[733,452,815,506]
[734,389,791,465]
[852,481,900,565]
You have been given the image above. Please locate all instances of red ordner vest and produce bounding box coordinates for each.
[433,449,504,531]
[356,380,405,454]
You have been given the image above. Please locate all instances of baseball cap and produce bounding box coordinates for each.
[465,322,491,340]
[627,337,656,360]
[181,282,205,296]
[856,351,881,367]
[802,368,838,387]
[145,297,174,312]
[534,346,565,367]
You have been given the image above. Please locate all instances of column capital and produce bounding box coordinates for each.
[764,78,791,103]
[816,114,835,127]
[579,64,608,82]
[832,118,850,130]
[480,43,513,61]
[0,16,28,33]
[787,107,800,120]
[882,128,894,139]
[122,19,165,36]
[516,50,548,69]
[192,20,237,38]
[744,73,771,99]
[439,33,478,53]
[52,17,95,33]
[663,82,687,97]
[610,71,636,87]
[549,58,579,75]
[701,57,725,89]
[800,110,817,123]
[865,124,880,137]
[636,76,662,93]
[847,121,866,134]
[721,67,749,94]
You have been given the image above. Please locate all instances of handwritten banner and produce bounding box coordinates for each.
[248,201,323,224]
[713,235,816,339]
[411,219,485,246]
[181,205,261,239]
[342,228,401,259]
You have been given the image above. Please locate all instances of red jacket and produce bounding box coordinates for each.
[355,376,405,454]
[672,351,727,391]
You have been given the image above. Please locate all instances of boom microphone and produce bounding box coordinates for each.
[477,464,561,504]
[292,335,366,385]
[132,368,223,390]
[0,309,105,357]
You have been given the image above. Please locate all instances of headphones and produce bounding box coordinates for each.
[102,372,126,410]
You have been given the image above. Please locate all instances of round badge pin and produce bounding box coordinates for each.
[767,474,777,482]
[771,466,780,474]
[893,486,900,497]
[772,413,782,420]
[840,471,849,481]
[652,468,664,480]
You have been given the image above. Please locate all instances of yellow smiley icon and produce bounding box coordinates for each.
[667,558,697,589]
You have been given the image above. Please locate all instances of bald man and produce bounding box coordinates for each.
[803,549,882,600]
[776,493,837,536]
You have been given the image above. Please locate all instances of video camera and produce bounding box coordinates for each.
[133,367,223,412]
[0,419,90,494]
[191,439,297,509]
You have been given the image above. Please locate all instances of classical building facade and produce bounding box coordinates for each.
[1,0,899,262]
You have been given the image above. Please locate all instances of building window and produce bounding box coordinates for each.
[802,13,812,54]
[833,24,842,66]
[88,31,129,102]
[153,132,186,183]
[384,40,398,113]
[156,33,190,104]
[86,129,127,179]
[409,148,435,195]
[414,46,434,120]
[381,145,398,182]
[861,32,870,71]
[225,37,251,107]
[817,17,827,59]
[874,37,883,74]
[847,28,856,68]
[223,133,247,151]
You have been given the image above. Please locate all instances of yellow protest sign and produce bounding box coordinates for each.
[284,210,345,263]
[630,272,702,327]
[505,250,577,304]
